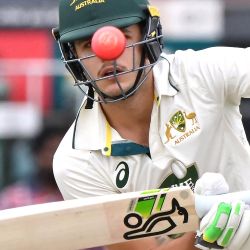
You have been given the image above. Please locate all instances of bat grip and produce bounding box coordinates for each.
[195,190,250,218]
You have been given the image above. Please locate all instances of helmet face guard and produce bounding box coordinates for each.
[53,4,164,104]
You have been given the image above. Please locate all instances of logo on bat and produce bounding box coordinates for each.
[123,190,189,240]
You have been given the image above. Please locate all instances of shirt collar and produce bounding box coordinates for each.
[73,98,131,154]
[72,52,178,153]
[153,53,178,102]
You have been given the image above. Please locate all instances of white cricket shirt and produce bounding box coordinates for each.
[54,47,250,200]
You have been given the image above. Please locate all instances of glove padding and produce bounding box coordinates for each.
[194,173,250,250]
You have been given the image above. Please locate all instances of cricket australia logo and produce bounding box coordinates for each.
[123,189,189,240]
[165,110,200,145]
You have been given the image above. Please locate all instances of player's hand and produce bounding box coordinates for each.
[194,173,250,250]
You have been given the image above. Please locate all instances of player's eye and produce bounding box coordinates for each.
[123,31,130,38]
[83,40,91,48]
[75,38,92,52]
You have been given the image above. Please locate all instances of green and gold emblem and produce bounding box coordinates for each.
[169,111,186,132]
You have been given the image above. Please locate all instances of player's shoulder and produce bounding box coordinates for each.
[53,122,98,192]
[52,122,118,199]
[53,122,93,168]
[159,47,243,82]
[54,122,75,153]
[168,46,245,65]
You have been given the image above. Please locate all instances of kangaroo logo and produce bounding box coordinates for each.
[123,191,189,240]
[165,110,200,145]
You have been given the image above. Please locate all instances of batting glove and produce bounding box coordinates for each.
[194,173,250,250]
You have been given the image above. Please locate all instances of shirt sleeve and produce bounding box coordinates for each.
[170,47,250,106]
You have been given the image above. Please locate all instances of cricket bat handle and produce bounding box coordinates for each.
[195,190,250,218]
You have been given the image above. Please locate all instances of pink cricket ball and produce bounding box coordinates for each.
[91,26,126,60]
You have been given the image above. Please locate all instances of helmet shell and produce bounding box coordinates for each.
[59,0,149,42]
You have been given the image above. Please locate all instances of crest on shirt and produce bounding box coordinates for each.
[164,110,200,145]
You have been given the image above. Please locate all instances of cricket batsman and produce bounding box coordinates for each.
[53,0,250,249]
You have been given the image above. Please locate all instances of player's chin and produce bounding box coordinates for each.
[98,82,133,99]
[100,87,129,99]
[98,76,129,89]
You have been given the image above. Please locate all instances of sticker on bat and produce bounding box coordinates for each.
[123,191,189,240]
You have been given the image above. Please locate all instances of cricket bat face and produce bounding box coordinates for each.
[0,186,199,250]
[108,186,199,241]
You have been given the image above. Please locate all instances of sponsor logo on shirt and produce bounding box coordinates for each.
[115,161,130,188]
[159,164,199,191]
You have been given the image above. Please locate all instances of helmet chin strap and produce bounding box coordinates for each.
[84,85,95,109]
[84,47,147,109]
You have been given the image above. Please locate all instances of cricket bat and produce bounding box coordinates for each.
[0,186,249,250]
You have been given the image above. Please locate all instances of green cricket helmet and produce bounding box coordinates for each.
[59,0,149,42]
[53,0,164,106]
